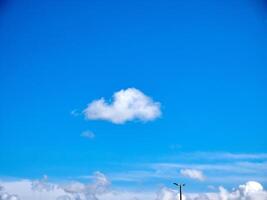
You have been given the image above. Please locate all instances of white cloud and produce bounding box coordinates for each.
[180,169,205,181]
[83,88,161,124]
[0,186,20,200]
[1,175,267,200]
[56,195,72,200]
[216,181,267,200]
[31,175,56,192]
[62,171,110,199]
[150,160,267,182]
[156,181,267,200]
[100,190,155,200]
[81,130,95,139]
[0,179,65,200]
[155,187,179,200]
[0,172,110,200]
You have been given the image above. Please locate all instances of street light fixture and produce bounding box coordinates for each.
[173,183,185,200]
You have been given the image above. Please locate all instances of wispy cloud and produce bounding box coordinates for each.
[108,170,169,182]
[191,152,267,160]
[107,152,267,185]
[83,88,161,124]
[151,161,267,174]
[81,130,95,139]
[70,109,81,117]
[166,151,267,161]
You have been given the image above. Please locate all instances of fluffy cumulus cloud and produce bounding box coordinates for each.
[220,181,267,200]
[0,172,151,200]
[83,88,161,124]
[60,171,110,200]
[0,172,110,200]
[155,181,267,200]
[180,169,205,181]
[155,187,183,200]
[31,175,56,192]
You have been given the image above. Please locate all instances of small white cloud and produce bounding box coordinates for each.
[239,181,263,195]
[70,109,81,117]
[81,130,95,139]
[180,169,205,181]
[83,88,161,124]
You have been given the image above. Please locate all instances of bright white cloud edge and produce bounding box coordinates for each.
[83,88,161,124]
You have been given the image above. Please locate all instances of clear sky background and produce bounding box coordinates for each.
[0,0,267,197]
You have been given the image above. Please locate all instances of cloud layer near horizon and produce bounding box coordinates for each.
[1,173,267,200]
[83,88,161,124]
[157,181,267,200]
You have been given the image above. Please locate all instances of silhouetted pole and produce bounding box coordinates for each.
[179,184,182,200]
[173,183,185,200]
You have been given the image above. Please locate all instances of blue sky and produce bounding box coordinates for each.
[0,0,267,198]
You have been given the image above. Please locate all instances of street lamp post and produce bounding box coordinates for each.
[173,183,185,200]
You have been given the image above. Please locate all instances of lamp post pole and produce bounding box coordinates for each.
[173,183,185,200]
